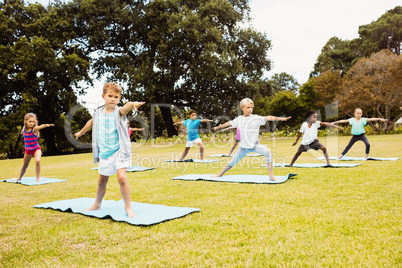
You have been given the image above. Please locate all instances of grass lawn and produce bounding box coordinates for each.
[1,134,401,267]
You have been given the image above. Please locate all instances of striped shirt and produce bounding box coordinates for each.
[24,129,40,151]
[97,112,120,159]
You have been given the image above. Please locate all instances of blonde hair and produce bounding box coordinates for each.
[354,108,362,113]
[24,113,38,129]
[103,82,122,95]
[240,98,254,108]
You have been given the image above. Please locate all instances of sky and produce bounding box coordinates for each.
[29,0,401,110]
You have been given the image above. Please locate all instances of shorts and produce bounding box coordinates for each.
[25,148,41,155]
[298,139,324,152]
[98,150,131,176]
[185,138,202,148]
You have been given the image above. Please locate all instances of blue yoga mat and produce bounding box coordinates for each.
[34,198,201,226]
[263,163,362,168]
[91,165,157,172]
[1,177,67,186]
[164,159,220,163]
[172,173,297,184]
[316,156,400,161]
[210,153,264,157]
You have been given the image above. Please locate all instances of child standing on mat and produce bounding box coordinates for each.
[75,82,145,218]
[219,127,241,156]
[212,98,291,181]
[13,113,54,182]
[334,108,388,159]
[289,110,342,166]
[173,111,213,161]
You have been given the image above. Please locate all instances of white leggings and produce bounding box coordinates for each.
[229,143,272,167]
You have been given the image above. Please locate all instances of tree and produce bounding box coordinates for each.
[72,0,272,136]
[0,0,92,156]
[339,50,402,131]
[269,72,299,94]
[311,37,357,77]
[254,91,303,130]
[313,70,342,109]
[357,6,402,57]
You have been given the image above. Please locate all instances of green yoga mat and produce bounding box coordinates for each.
[316,156,400,161]
[34,198,201,226]
[262,163,362,168]
[1,177,67,186]
[171,173,297,184]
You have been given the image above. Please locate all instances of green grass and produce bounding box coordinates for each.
[1,135,401,267]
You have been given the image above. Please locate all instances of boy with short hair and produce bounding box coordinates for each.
[212,98,291,181]
[174,110,213,161]
[75,82,145,217]
[289,110,342,166]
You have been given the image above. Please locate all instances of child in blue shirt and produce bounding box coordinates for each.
[75,82,144,218]
[173,110,212,161]
[334,108,388,159]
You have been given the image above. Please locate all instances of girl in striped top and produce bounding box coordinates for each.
[13,113,54,182]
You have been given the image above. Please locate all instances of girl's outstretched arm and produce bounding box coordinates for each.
[34,123,54,132]
[320,122,343,130]
[333,119,349,124]
[201,119,213,123]
[264,116,292,121]
[75,119,93,140]
[366,118,388,122]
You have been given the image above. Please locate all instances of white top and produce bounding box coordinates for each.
[231,115,265,149]
[300,121,321,145]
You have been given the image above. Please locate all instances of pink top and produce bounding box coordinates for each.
[235,128,241,141]
[24,129,40,151]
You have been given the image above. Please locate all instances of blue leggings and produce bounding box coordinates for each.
[342,134,370,155]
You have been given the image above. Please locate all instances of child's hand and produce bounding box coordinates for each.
[212,127,218,131]
[283,116,292,121]
[382,119,388,122]
[134,102,145,109]
[292,141,297,146]
[47,124,54,127]
[74,132,81,140]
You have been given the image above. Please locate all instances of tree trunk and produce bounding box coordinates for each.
[41,128,60,155]
[159,105,178,137]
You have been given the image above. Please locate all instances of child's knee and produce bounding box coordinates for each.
[321,146,327,153]
[35,160,40,165]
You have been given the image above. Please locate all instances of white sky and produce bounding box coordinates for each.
[29,0,401,110]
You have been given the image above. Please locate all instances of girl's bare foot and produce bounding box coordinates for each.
[82,204,101,212]
[126,208,137,218]
[36,178,41,182]
[270,175,278,182]
[11,178,21,182]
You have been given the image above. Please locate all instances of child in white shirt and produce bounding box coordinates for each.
[212,98,291,181]
[289,110,342,166]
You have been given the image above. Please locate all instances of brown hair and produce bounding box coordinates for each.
[189,110,196,116]
[103,82,122,95]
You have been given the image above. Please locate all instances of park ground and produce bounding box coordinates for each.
[1,134,401,267]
